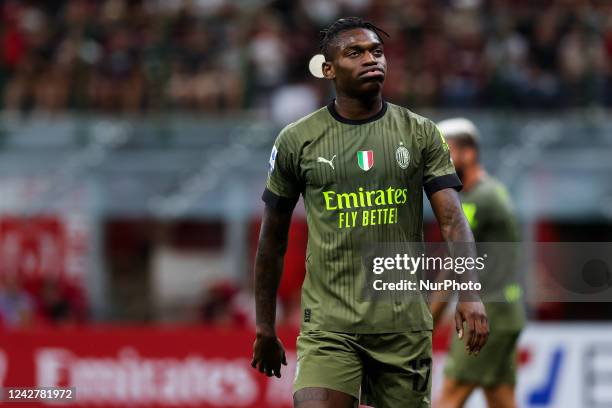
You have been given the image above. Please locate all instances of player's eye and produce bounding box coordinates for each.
[373,48,383,56]
[347,50,360,57]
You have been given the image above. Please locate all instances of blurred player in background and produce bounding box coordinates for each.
[432,119,526,408]
[251,17,488,408]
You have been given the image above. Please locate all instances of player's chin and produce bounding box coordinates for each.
[359,79,384,92]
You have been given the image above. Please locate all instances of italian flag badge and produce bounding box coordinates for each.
[357,150,374,171]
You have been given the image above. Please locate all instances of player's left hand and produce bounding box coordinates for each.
[251,333,287,378]
[455,301,489,355]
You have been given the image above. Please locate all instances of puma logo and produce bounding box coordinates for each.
[317,155,337,170]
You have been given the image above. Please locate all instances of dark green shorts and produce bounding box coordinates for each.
[444,330,521,387]
[293,330,432,408]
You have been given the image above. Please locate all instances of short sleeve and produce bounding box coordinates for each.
[423,122,462,199]
[262,127,303,211]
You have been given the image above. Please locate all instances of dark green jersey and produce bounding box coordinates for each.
[460,175,526,331]
[263,101,461,333]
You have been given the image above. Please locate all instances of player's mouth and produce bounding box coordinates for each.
[359,68,385,80]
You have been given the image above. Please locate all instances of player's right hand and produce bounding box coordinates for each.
[455,301,489,355]
[251,333,287,378]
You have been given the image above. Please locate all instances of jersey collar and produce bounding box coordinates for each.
[327,99,388,125]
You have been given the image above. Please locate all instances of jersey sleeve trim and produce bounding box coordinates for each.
[424,173,463,199]
[262,188,299,212]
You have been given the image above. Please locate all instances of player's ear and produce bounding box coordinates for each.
[322,61,335,80]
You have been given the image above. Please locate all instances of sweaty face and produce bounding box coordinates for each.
[323,28,387,97]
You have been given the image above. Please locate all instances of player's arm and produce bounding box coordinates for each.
[429,254,452,325]
[251,204,292,378]
[428,188,464,326]
[252,128,302,377]
[430,188,489,354]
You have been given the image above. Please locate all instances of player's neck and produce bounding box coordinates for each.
[334,94,383,121]
[462,166,487,192]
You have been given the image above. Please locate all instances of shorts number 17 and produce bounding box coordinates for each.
[408,357,432,392]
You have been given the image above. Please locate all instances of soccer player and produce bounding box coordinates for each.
[432,118,526,408]
[251,18,489,408]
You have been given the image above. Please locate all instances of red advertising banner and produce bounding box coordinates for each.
[0,217,65,280]
[2,324,582,408]
[0,326,299,407]
[0,216,88,283]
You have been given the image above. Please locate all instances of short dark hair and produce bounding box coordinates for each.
[319,17,389,60]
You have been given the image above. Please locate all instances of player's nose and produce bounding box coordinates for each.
[362,51,378,65]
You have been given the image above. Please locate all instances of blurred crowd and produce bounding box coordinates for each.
[0,275,87,328]
[198,279,301,329]
[198,219,307,329]
[2,0,612,119]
